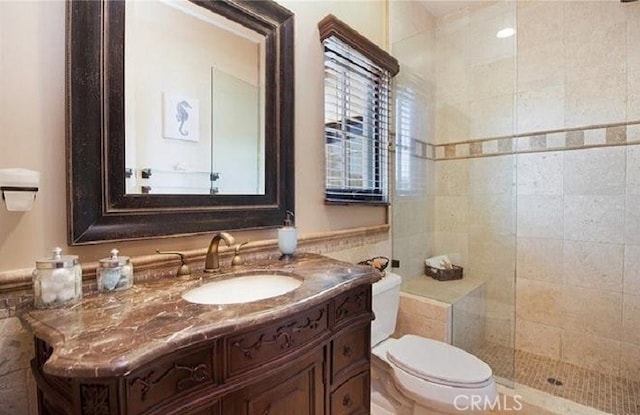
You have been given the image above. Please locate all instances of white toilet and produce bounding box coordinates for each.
[371,273,497,414]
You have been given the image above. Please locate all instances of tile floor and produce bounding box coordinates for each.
[476,343,640,415]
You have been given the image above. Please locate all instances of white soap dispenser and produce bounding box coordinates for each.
[278,211,297,260]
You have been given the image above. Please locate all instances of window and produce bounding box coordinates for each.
[395,78,429,196]
[319,15,399,204]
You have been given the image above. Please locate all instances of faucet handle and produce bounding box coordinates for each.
[156,250,191,279]
[231,242,248,267]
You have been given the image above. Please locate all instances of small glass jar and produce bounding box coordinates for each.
[32,247,82,309]
[97,249,133,292]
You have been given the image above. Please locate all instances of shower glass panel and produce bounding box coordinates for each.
[390,0,517,387]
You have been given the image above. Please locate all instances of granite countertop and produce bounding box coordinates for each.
[17,253,381,379]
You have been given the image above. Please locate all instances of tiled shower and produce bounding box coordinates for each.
[390,1,640,413]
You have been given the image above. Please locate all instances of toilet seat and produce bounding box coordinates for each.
[386,335,493,388]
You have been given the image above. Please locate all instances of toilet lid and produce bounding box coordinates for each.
[386,335,493,388]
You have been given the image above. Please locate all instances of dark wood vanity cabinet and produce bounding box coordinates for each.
[31,285,373,415]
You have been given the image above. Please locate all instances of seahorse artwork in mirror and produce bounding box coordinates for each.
[66,0,294,244]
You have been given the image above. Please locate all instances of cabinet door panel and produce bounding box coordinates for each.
[223,351,324,415]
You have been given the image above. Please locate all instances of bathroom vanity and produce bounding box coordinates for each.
[18,254,379,415]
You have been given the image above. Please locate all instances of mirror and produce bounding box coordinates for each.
[124,0,266,195]
[67,0,294,244]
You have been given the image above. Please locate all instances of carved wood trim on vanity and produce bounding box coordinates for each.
[31,285,374,415]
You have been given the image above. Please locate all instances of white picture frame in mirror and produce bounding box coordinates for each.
[162,93,200,142]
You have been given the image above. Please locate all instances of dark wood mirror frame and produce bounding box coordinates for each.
[66,0,294,245]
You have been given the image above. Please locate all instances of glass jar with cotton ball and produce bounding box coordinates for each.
[32,247,82,309]
[97,249,133,292]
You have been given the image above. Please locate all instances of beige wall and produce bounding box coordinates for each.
[0,2,391,412]
[0,0,388,273]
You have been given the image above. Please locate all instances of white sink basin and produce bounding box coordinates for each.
[182,274,302,305]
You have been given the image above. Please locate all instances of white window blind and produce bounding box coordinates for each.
[395,80,429,197]
[323,36,391,204]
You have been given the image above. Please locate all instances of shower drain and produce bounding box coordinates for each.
[547,377,563,386]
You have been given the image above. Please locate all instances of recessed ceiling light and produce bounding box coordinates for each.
[496,27,515,38]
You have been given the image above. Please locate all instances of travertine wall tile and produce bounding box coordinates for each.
[468,155,515,195]
[389,0,435,43]
[565,73,627,129]
[517,1,563,49]
[469,94,514,139]
[583,128,607,146]
[456,143,469,158]
[628,125,640,143]
[626,145,640,194]
[629,73,640,121]
[606,125,627,144]
[620,341,640,381]
[625,194,640,245]
[566,130,585,148]
[517,152,563,196]
[546,132,566,149]
[484,316,513,348]
[433,231,469,268]
[564,195,625,244]
[516,237,563,284]
[563,240,624,292]
[516,278,562,327]
[470,57,514,101]
[517,40,564,91]
[0,369,30,415]
[399,294,448,322]
[484,277,515,316]
[468,192,515,236]
[452,306,485,353]
[561,329,621,376]
[0,318,31,377]
[396,300,449,343]
[624,245,640,295]
[482,139,499,155]
[562,286,622,340]
[469,141,483,156]
[564,147,626,195]
[629,2,640,73]
[564,17,626,84]
[516,85,565,134]
[468,233,515,280]
[434,196,468,232]
[467,9,515,66]
[622,293,640,345]
[515,319,561,360]
[517,195,563,239]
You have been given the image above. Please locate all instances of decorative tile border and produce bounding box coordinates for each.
[393,135,434,160]
[430,121,640,160]
[0,225,389,317]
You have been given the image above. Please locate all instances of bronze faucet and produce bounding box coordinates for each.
[204,232,235,273]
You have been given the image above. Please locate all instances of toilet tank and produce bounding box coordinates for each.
[371,272,402,347]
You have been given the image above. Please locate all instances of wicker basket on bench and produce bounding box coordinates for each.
[424,264,463,281]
